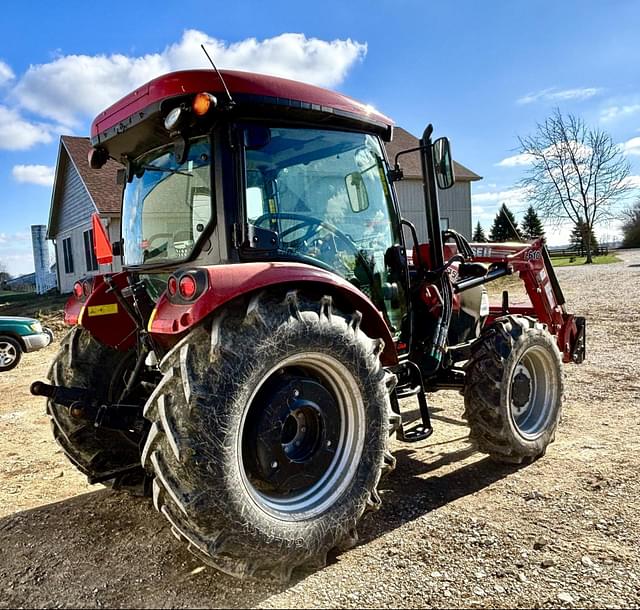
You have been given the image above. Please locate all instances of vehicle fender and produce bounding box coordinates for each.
[149,262,398,365]
[77,272,137,351]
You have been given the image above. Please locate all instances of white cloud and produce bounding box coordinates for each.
[0,231,31,245]
[472,186,530,209]
[621,136,640,155]
[496,152,534,167]
[600,104,640,122]
[0,60,14,86]
[11,30,367,126]
[12,164,55,187]
[622,174,640,189]
[518,87,601,105]
[0,105,56,150]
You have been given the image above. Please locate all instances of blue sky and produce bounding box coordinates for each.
[1,0,640,275]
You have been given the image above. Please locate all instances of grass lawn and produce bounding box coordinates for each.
[551,254,622,267]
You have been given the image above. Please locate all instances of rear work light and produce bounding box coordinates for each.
[82,280,92,297]
[73,282,84,300]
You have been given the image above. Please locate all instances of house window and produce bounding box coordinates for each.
[83,229,98,272]
[440,217,450,231]
[62,238,74,274]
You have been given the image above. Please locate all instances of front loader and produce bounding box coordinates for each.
[32,68,585,580]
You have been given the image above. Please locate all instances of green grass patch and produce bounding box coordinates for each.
[551,254,622,267]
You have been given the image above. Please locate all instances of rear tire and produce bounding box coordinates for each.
[142,290,397,581]
[464,316,564,463]
[47,327,149,493]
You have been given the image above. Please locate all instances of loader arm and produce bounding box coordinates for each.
[470,238,586,363]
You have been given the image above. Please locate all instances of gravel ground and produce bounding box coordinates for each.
[1,250,639,609]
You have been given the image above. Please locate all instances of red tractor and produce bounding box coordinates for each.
[32,69,585,580]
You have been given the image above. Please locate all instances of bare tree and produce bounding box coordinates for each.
[518,109,632,263]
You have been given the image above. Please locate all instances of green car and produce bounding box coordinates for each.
[0,317,53,372]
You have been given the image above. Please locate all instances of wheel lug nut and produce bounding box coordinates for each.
[271,461,278,469]
[301,427,306,433]
[326,440,332,447]
[293,389,300,398]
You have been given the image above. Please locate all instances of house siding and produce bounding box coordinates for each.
[55,218,121,293]
[55,158,97,234]
[394,179,472,242]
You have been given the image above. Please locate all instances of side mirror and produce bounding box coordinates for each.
[345,171,370,213]
[432,137,455,190]
[245,126,271,149]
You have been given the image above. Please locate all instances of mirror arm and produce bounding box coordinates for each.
[389,145,426,182]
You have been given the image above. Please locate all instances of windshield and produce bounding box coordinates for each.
[122,137,212,266]
[245,127,406,333]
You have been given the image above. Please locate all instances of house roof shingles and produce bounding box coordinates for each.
[60,135,123,214]
[384,127,482,182]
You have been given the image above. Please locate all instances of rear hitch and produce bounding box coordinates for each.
[31,381,146,434]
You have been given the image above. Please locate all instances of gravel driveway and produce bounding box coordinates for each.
[1,250,639,608]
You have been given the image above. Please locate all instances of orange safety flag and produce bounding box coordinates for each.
[92,213,113,265]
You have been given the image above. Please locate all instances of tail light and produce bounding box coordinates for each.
[167,276,178,297]
[82,280,92,297]
[166,270,207,303]
[73,282,83,300]
[178,275,197,299]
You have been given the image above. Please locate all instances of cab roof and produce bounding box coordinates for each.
[90,69,394,144]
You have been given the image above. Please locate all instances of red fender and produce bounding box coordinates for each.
[149,262,398,365]
[76,272,137,351]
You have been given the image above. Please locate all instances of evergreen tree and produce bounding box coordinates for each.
[622,200,640,248]
[472,222,487,242]
[570,219,599,255]
[489,204,521,242]
[520,205,545,240]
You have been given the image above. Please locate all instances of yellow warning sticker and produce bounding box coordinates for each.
[87,303,118,317]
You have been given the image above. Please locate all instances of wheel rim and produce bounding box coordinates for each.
[239,353,365,520]
[509,345,558,440]
[0,341,17,368]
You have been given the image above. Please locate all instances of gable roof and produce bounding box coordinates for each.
[47,136,123,238]
[60,136,123,213]
[384,127,482,182]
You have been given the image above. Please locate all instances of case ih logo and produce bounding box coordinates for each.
[471,246,495,257]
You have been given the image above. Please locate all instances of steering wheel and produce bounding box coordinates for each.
[143,232,173,260]
[253,212,377,284]
[253,212,358,253]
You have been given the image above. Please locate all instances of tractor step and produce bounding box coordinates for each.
[393,361,434,444]
[399,423,433,443]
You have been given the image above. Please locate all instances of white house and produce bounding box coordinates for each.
[47,136,123,293]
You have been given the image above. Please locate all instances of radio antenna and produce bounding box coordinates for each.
[201,44,235,107]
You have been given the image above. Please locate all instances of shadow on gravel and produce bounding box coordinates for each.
[0,489,286,608]
[357,445,519,545]
[0,431,518,608]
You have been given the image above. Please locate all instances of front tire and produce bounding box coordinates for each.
[464,316,564,463]
[142,291,396,580]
